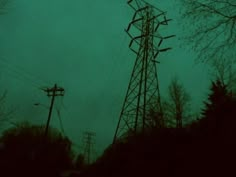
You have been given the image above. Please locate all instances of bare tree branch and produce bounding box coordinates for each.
[180,0,236,63]
[210,58,236,91]
[164,76,191,128]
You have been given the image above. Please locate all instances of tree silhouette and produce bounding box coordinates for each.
[80,80,236,177]
[164,77,191,128]
[209,58,236,93]
[146,106,165,129]
[200,79,236,139]
[180,0,236,63]
[75,153,86,170]
[0,122,74,177]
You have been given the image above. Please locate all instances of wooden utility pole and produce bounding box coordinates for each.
[42,84,64,136]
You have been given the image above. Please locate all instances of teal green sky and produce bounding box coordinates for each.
[0,0,211,157]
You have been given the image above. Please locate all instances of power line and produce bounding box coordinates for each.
[0,57,52,88]
[56,107,65,135]
[55,98,67,136]
[1,67,41,89]
[0,57,52,85]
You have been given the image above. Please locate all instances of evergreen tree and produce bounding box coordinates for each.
[201,79,236,139]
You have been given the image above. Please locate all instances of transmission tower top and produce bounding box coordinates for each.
[126,0,175,59]
[113,0,175,143]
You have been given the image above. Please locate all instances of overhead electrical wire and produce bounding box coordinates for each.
[0,57,52,89]
[1,68,40,89]
[55,106,65,136]
[0,61,47,88]
[0,57,51,85]
[56,97,84,153]
[58,96,74,123]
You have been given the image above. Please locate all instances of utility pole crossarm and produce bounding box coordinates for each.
[42,85,64,97]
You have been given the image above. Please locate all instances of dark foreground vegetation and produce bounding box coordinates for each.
[0,122,75,177]
[80,80,236,177]
[0,79,235,177]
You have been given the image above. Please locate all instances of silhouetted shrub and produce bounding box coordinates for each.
[0,122,74,177]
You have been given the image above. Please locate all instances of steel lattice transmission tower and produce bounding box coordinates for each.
[82,131,96,165]
[113,0,175,143]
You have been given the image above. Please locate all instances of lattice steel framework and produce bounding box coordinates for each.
[113,0,174,143]
[82,131,96,165]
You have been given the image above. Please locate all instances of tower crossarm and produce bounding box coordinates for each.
[125,5,175,56]
[128,0,142,11]
[127,17,143,31]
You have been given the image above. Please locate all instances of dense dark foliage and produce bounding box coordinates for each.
[0,122,74,177]
[80,80,236,177]
[0,81,235,177]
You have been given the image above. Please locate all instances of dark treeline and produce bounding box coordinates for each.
[1,1,236,177]
[79,79,236,177]
[0,122,75,177]
[0,79,235,177]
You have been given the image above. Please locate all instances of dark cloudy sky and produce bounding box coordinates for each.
[0,0,212,157]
